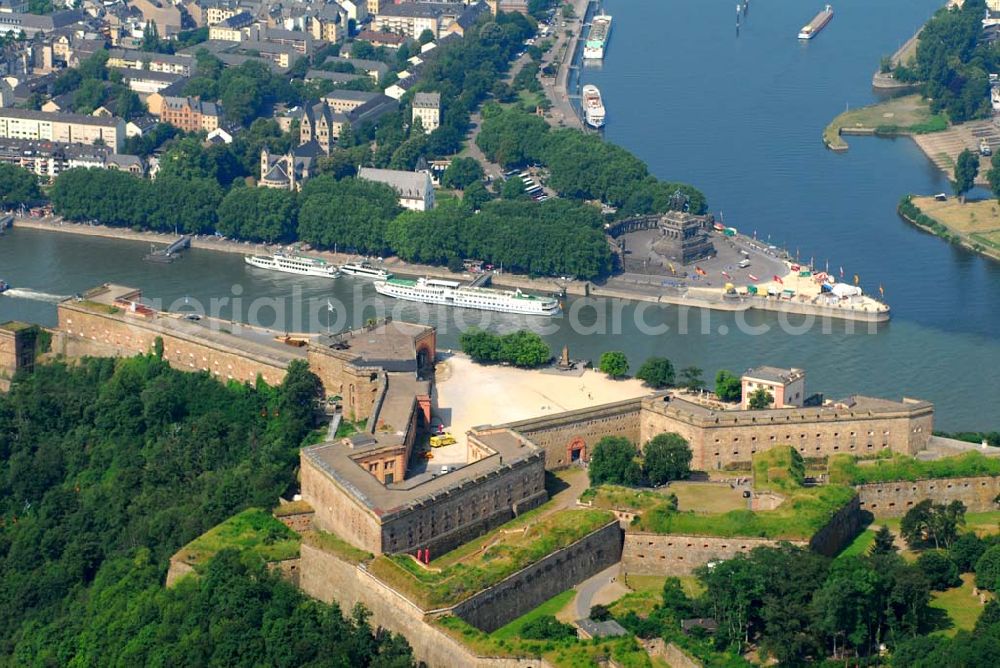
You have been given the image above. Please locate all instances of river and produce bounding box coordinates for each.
[1,0,998,430]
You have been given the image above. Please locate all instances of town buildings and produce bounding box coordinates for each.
[0,108,125,152]
[0,137,142,180]
[158,96,222,133]
[411,91,440,133]
[358,166,435,210]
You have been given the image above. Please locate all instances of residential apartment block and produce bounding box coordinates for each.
[411,91,440,133]
[158,96,222,133]
[0,109,125,153]
[0,138,142,180]
[107,49,197,77]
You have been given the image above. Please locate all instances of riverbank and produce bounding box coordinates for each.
[822,94,945,151]
[898,195,1000,262]
[9,215,890,322]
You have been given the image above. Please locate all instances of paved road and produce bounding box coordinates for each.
[573,564,621,620]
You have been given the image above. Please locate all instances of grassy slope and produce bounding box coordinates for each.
[173,508,300,572]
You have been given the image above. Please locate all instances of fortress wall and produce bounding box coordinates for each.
[306,346,382,421]
[302,448,548,556]
[640,397,934,471]
[300,453,384,553]
[621,533,806,576]
[622,495,861,575]
[56,306,288,386]
[807,495,862,556]
[505,398,643,469]
[299,543,553,668]
[451,520,624,633]
[857,476,1000,517]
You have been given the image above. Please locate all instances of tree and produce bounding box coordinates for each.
[0,163,42,207]
[635,356,674,389]
[976,545,1000,591]
[953,148,979,202]
[901,499,966,550]
[441,157,484,190]
[949,532,985,572]
[588,436,641,486]
[714,369,742,402]
[501,176,527,199]
[917,551,961,590]
[598,351,628,379]
[216,186,298,243]
[643,433,691,485]
[870,525,898,556]
[458,329,550,367]
[679,366,703,390]
[988,152,1000,201]
[519,615,575,640]
[747,387,774,410]
[418,28,436,45]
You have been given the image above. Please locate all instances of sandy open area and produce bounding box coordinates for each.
[430,354,650,463]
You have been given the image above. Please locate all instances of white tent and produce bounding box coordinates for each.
[830,283,862,298]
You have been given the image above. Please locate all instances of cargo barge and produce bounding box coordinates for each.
[798,5,833,40]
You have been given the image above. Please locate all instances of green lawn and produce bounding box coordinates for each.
[368,509,614,609]
[836,528,876,560]
[490,589,575,640]
[931,574,986,637]
[301,530,373,564]
[435,615,652,667]
[173,508,300,572]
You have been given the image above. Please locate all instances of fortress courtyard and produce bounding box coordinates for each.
[430,354,649,464]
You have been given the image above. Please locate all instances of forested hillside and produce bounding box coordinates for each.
[0,355,414,667]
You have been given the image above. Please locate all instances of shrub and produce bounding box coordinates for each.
[916,551,961,590]
[520,615,576,640]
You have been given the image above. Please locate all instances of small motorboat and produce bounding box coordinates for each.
[0,280,10,293]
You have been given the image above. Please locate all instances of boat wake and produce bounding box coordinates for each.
[2,288,69,303]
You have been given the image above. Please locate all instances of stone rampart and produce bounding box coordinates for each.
[640,395,934,471]
[299,542,554,668]
[856,476,1000,517]
[807,494,862,556]
[451,520,623,632]
[622,494,861,575]
[622,532,806,576]
[56,305,289,386]
[504,398,643,469]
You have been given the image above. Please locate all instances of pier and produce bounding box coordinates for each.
[0,214,12,234]
[467,273,492,288]
[144,235,191,263]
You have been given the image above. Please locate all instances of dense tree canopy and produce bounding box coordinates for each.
[714,369,742,403]
[459,328,551,367]
[298,175,401,254]
[476,106,707,212]
[635,356,675,389]
[217,186,298,243]
[588,436,641,486]
[0,355,340,659]
[894,0,991,123]
[0,163,42,207]
[599,351,629,379]
[643,433,692,486]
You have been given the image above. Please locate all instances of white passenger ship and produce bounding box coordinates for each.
[244,252,340,278]
[374,277,560,316]
[340,261,392,279]
[582,84,606,128]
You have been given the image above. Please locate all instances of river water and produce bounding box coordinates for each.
[1,0,998,430]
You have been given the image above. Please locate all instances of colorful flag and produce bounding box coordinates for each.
[879,285,885,298]
[695,266,707,276]
[839,266,844,279]
[722,271,731,279]
[748,274,759,282]
[773,274,783,285]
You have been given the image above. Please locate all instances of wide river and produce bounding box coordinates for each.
[1,0,998,430]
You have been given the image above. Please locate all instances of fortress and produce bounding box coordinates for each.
[8,283,934,564]
[9,282,987,666]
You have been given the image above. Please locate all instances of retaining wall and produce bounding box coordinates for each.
[505,398,643,469]
[452,520,624,632]
[857,475,1000,517]
[299,543,552,668]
